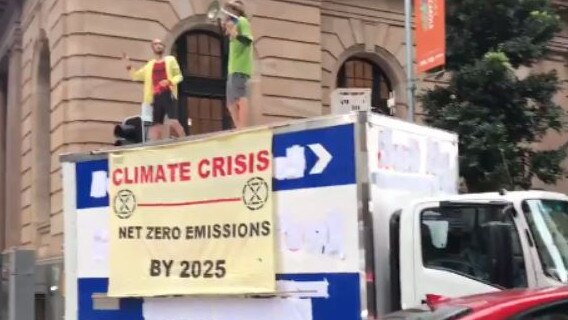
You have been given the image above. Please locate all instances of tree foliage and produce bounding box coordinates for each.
[420,0,567,192]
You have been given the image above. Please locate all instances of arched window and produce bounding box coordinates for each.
[173,30,232,135]
[337,58,392,115]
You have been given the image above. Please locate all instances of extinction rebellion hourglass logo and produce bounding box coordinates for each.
[113,189,137,219]
[242,177,269,211]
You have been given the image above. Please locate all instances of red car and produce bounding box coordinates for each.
[383,287,568,320]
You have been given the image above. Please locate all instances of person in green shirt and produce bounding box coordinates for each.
[222,0,253,129]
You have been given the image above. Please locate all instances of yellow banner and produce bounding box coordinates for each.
[107,129,275,297]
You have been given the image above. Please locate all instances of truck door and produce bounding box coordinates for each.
[401,201,530,308]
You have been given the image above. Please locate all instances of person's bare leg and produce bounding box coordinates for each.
[148,124,162,141]
[236,97,248,128]
[161,122,169,139]
[167,119,186,138]
[228,100,240,129]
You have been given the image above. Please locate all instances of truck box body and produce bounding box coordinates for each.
[366,114,458,314]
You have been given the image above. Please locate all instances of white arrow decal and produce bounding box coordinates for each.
[308,143,332,175]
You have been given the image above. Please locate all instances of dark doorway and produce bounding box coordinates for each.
[173,29,233,135]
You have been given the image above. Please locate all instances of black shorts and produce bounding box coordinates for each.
[152,91,178,124]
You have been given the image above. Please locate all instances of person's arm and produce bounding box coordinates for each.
[235,16,252,46]
[225,19,237,39]
[130,66,146,82]
[124,53,146,81]
[168,56,183,85]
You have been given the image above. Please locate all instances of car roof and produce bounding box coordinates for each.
[435,286,568,317]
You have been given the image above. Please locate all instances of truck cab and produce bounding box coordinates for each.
[394,190,568,311]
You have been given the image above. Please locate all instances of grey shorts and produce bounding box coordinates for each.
[227,73,250,104]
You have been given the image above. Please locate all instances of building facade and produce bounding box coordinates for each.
[0,0,567,317]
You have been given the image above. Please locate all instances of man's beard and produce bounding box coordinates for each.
[153,48,164,55]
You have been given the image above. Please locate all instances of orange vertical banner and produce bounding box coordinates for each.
[415,0,446,74]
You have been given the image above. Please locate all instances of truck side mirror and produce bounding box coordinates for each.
[483,222,514,288]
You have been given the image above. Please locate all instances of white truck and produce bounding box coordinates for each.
[61,112,568,319]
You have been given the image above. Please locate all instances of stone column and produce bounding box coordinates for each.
[0,76,7,250]
[5,33,22,249]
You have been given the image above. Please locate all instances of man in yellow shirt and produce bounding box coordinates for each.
[123,39,185,141]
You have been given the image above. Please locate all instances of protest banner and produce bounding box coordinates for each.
[107,129,275,297]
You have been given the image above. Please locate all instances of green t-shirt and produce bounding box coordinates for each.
[228,16,253,76]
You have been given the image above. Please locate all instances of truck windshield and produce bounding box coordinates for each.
[524,199,568,282]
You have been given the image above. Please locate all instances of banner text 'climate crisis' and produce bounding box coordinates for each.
[112,150,270,186]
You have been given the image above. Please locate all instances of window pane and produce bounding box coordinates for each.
[345,78,355,88]
[191,120,201,134]
[354,61,363,78]
[198,34,209,54]
[211,100,223,120]
[363,62,373,79]
[199,99,210,119]
[345,61,355,77]
[421,206,527,288]
[207,120,215,132]
[523,200,568,282]
[198,56,211,77]
[211,56,222,78]
[187,55,199,75]
[188,98,198,119]
[355,78,367,88]
[210,38,221,57]
[212,120,223,132]
[187,35,198,53]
